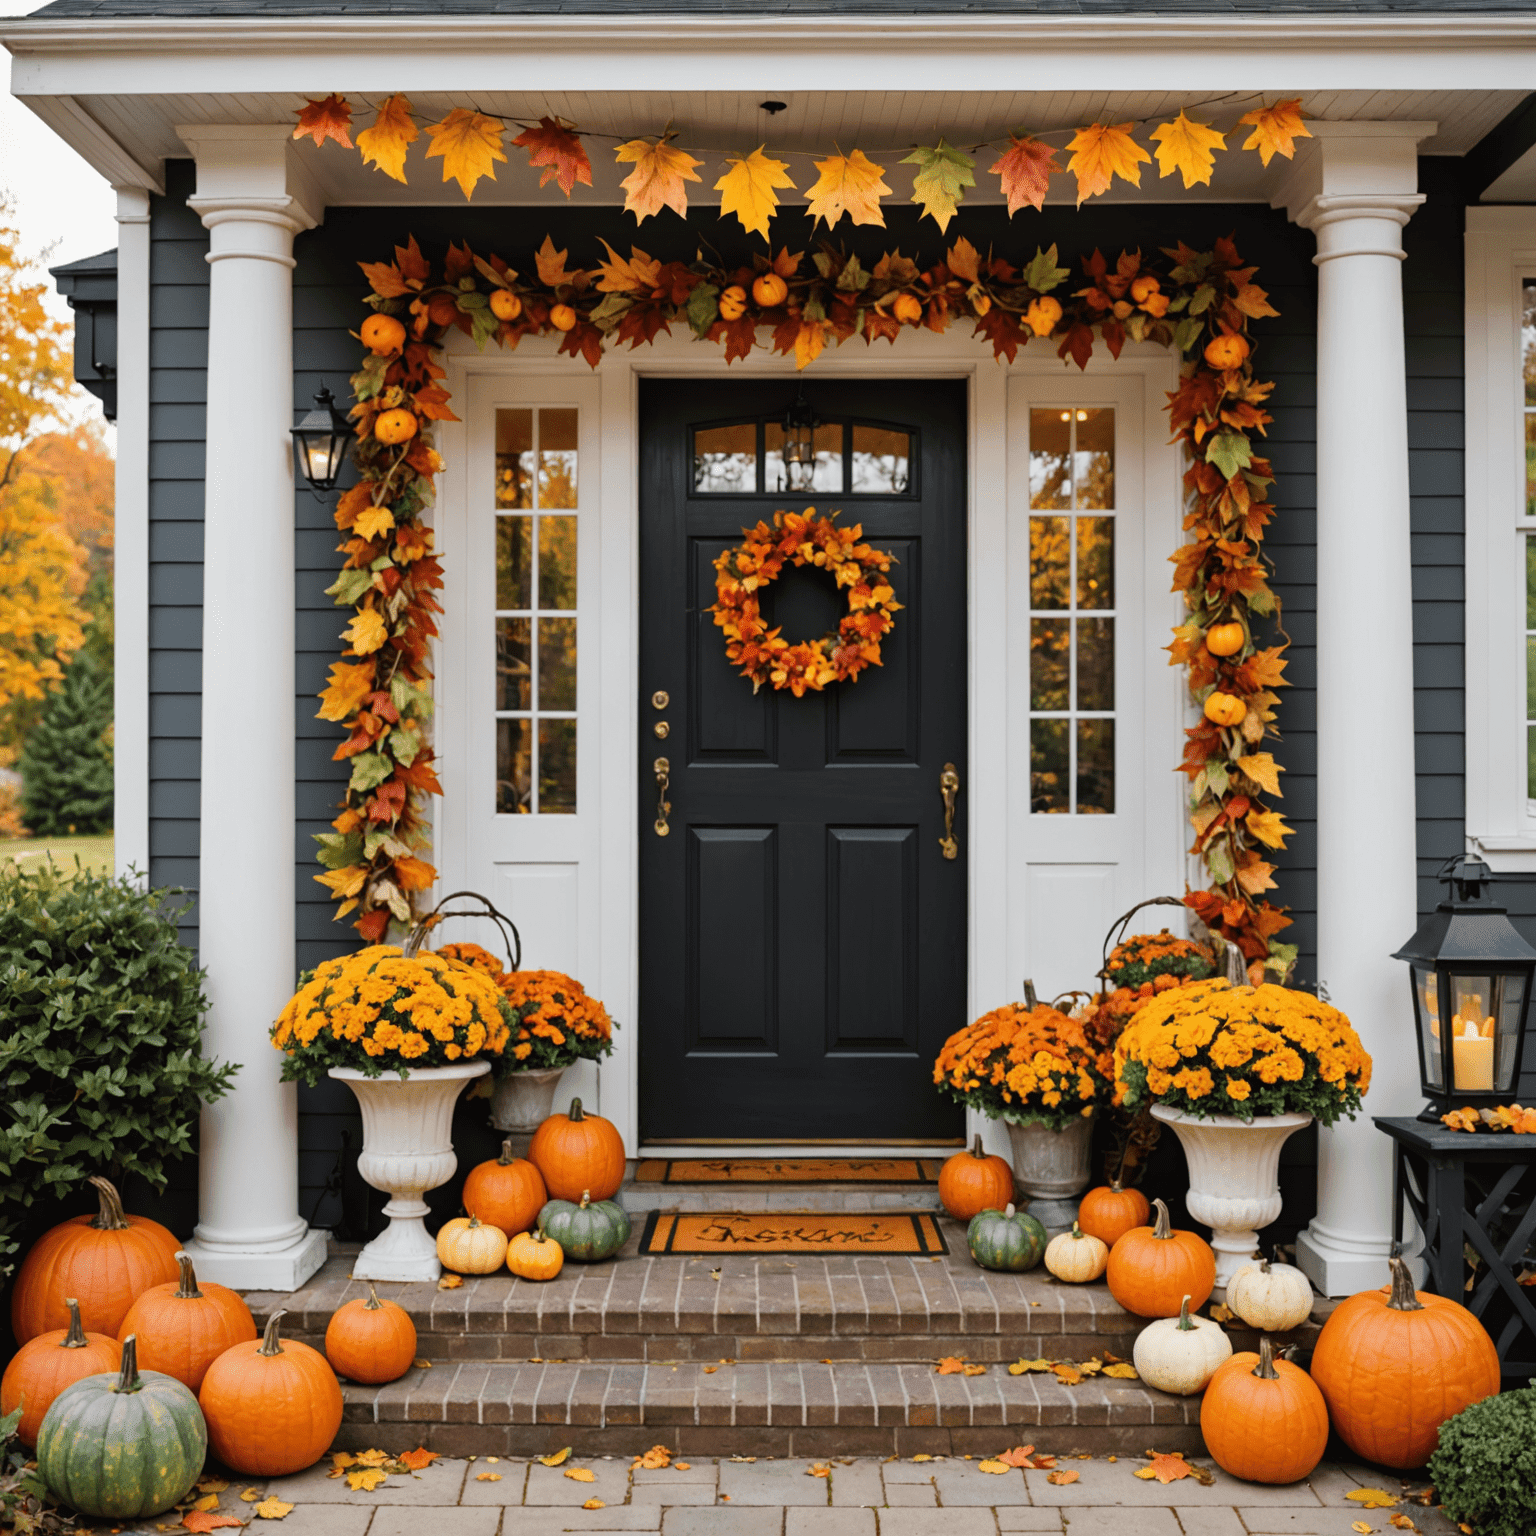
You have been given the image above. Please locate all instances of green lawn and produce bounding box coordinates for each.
[0,833,115,877]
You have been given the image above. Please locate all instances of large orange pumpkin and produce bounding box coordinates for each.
[117,1250,257,1392]
[1077,1181,1151,1249]
[937,1135,1015,1221]
[0,1298,122,1448]
[1201,1336,1329,1484]
[325,1283,417,1386]
[1310,1256,1501,1470]
[462,1138,548,1236]
[1106,1198,1215,1318]
[200,1310,344,1477]
[528,1098,626,1202]
[11,1176,180,1343]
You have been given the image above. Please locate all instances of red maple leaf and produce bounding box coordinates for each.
[293,94,353,150]
[512,117,593,197]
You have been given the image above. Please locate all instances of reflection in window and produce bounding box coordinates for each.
[1028,407,1116,815]
[694,422,757,494]
[1524,283,1536,516]
[766,420,843,494]
[851,424,911,493]
[691,416,916,495]
[495,406,578,815]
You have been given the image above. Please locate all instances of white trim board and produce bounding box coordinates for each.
[434,327,1183,1159]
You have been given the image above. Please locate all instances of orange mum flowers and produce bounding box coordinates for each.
[500,969,616,1073]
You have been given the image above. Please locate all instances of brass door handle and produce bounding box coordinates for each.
[653,757,672,837]
[939,762,960,860]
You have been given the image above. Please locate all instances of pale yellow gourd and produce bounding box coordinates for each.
[1043,1222,1109,1284]
[1132,1294,1233,1396]
[435,1215,508,1276]
[1225,1256,1314,1333]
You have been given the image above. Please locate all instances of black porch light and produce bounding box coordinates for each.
[780,384,820,492]
[292,386,350,493]
[1393,855,1536,1116]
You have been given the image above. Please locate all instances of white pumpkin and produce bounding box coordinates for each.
[1132,1294,1233,1396]
[1225,1256,1314,1332]
[1044,1222,1109,1284]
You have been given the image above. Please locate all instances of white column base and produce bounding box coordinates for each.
[182,1226,329,1292]
[1296,1219,1424,1298]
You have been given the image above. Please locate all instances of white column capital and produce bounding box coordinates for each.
[1293,191,1428,263]
[1272,119,1437,231]
[113,186,151,226]
[175,121,325,233]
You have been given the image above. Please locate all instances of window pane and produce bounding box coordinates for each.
[694,422,757,493]
[766,420,843,494]
[495,408,533,509]
[1030,618,1069,710]
[1077,618,1114,712]
[1077,720,1115,814]
[537,408,578,508]
[1076,516,1115,609]
[539,719,577,814]
[496,516,531,609]
[1529,723,1536,801]
[1528,535,1536,629]
[1075,408,1116,508]
[496,617,531,710]
[538,516,577,610]
[1031,719,1069,814]
[1527,415,1536,520]
[1030,517,1069,609]
[497,718,532,815]
[1029,409,1072,509]
[539,617,577,710]
[1524,282,1536,406]
[851,424,911,493]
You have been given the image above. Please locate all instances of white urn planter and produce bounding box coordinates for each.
[330,1060,489,1282]
[1005,1115,1094,1200]
[1150,1102,1312,1296]
[490,1065,567,1135]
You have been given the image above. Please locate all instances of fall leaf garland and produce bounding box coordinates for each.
[323,229,1290,970]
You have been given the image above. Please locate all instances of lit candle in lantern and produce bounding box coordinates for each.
[1451,1018,1495,1091]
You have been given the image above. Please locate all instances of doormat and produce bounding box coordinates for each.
[633,1157,944,1186]
[639,1210,949,1257]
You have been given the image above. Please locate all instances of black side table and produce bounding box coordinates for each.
[1376,1116,1536,1383]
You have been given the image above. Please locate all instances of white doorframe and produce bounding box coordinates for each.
[436,329,1182,1159]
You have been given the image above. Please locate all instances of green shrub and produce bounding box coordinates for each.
[19,646,113,836]
[1428,1381,1536,1536]
[0,861,237,1273]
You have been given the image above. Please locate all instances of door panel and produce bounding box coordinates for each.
[639,378,967,1143]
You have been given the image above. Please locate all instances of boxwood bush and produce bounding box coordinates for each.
[1428,1381,1536,1536]
[0,862,236,1272]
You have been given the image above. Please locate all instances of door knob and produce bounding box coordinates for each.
[939,762,959,860]
[653,756,672,837]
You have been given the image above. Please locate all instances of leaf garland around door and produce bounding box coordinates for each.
[319,232,1290,977]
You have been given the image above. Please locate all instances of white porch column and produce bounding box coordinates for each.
[177,126,328,1289]
[1276,124,1433,1296]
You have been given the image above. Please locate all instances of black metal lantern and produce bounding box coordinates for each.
[780,385,820,492]
[292,386,350,493]
[1393,855,1536,1116]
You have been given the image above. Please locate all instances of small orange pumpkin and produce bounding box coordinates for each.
[325,1283,417,1386]
[373,408,419,446]
[360,313,407,356]
[1203,333,1251,371]
[0,1298,122,1447]
[1025,296,1063,337]
[489,289,523,322]
[528,1097,626,1203]
[1204,621,1246,658]
[751,272,788,307]
[1106,1198,1216,1318]
[507,1228,565,1282]
[1201,1336,1329,1484]
[1310,1256,1501,1469]
[1203,691,1247,728]
[11,1176,180,1343]
[199,1310,344,1477]
[892,293,923,325]
[117,1250,258,1392]
[718,285,748,321]
[549,303,578,332]
[937,1135,1015,1222]
[462,1138,548,1237]
[1077,1181,1151,1249]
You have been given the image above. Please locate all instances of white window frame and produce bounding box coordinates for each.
[1466,207,1536,869]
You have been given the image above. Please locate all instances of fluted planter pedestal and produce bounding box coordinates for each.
[1151,1103,1312,1297]
[1005,1116,1094,1232]
[330,1061,490,1282]
[489,1066,567,1159]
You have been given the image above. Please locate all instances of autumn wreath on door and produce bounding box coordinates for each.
[708,509,901,696]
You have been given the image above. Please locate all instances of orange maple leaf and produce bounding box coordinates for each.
[615,134,702,223]
[804,148,891,230]
[294,93,353,150]
[397,1447,438,1470]
[425,109,507,199]
[1239,99,1313,167]
[990,134,1059,215]
[182,1514,245,1533]
[513,116,593,197]
[1066,122,1150,204]
[995,1445,1036,1467]
[358,93,419,183]
[935,1356,966,1374]
[1046,1469,1080,1486]
[1135,1452,1194,1484]
[318,661,376,722]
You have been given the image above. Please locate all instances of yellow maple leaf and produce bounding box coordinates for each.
[1239,99,1313,167]
[253,1499,294,1520]
[616,135,702,223]
[564,1467,596,1483]
[910,1454,933,1462]
[425,108,507,199]
[977,1459,1010,1474]
[192,1494,221,1512]
[1066,122,1150,205]
[1236,751,1284,796]
[715,147,797,239]
[1245,807,1292,849]
[582,1499,606,1510]
[794,320,830,371]
[595,240,663,295]
[357,94,418,184]
[343,607,388,655]
[962,1363,988,1377]
[355,503,395,543]
[196,1480,230,1495]
[315,865,367,900]
[1347,1490,1400,1509]
[540,1447,572,1467]
[1102,1362,1139,1379]
[1008,1358,1054,1374]
[1209,1303,1237,1323]
[238,1488,261,1502]
[804,149,890,230]
[1150,112,1227,190]
[329,1452,357,1475]
[1352,1524,1372,1534]
[346,1469,389,1492]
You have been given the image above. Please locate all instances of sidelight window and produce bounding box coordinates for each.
[494,406,577,815]
[1028,408,1116,815]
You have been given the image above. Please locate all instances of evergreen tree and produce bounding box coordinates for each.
[20,646,112,835]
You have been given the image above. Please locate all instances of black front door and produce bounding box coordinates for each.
[638,378,968,1143]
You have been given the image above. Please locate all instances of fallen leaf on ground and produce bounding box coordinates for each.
[564,1468,595,1483]
[1352,1524,1373,1535]
[1008,1358,1054,1374]
[353,1450,390,1468]
[996,1446,1035,1467]
[238,1490,261,1503]
[475,1473,502,1483]
[1209,1303,1236,1323]
[633,1445,672,1469]
[1052,1364,1083,1385]
[910,1454,933,1463]
[936,1357,967,1374]
[1032,1456,1058,1469]
[346,1470,388,1492]
[675,1462,690,1470]
[703,1366,718,1374]
[193,1495,222,1512]
[1347,1491,1400,1509]
[977,1460,1010,1475]
[182,1515,245,1533]
[1388,1518,1418,1532]
[1135,1453,1194,1484]
[540,1448,572,1467]
[253,1500,293,1521]
[437,1274,463,1290]
[196,1480,230,1495]
[1047,1470,1080,1486]
[1103,1362,1139,1379]
[398,1448,438,1470]
[807,1464,831,1478]
[963,1364,988,1377]
[582,1499,605,1510]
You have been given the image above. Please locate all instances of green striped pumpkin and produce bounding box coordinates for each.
[966,1203,1048,1273]
[537,1190,632,1261]
[36,1334,206,1519]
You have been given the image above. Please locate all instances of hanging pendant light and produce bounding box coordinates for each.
[780,383,820,493]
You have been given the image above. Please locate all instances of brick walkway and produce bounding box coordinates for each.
[101,1453,1456,1535]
